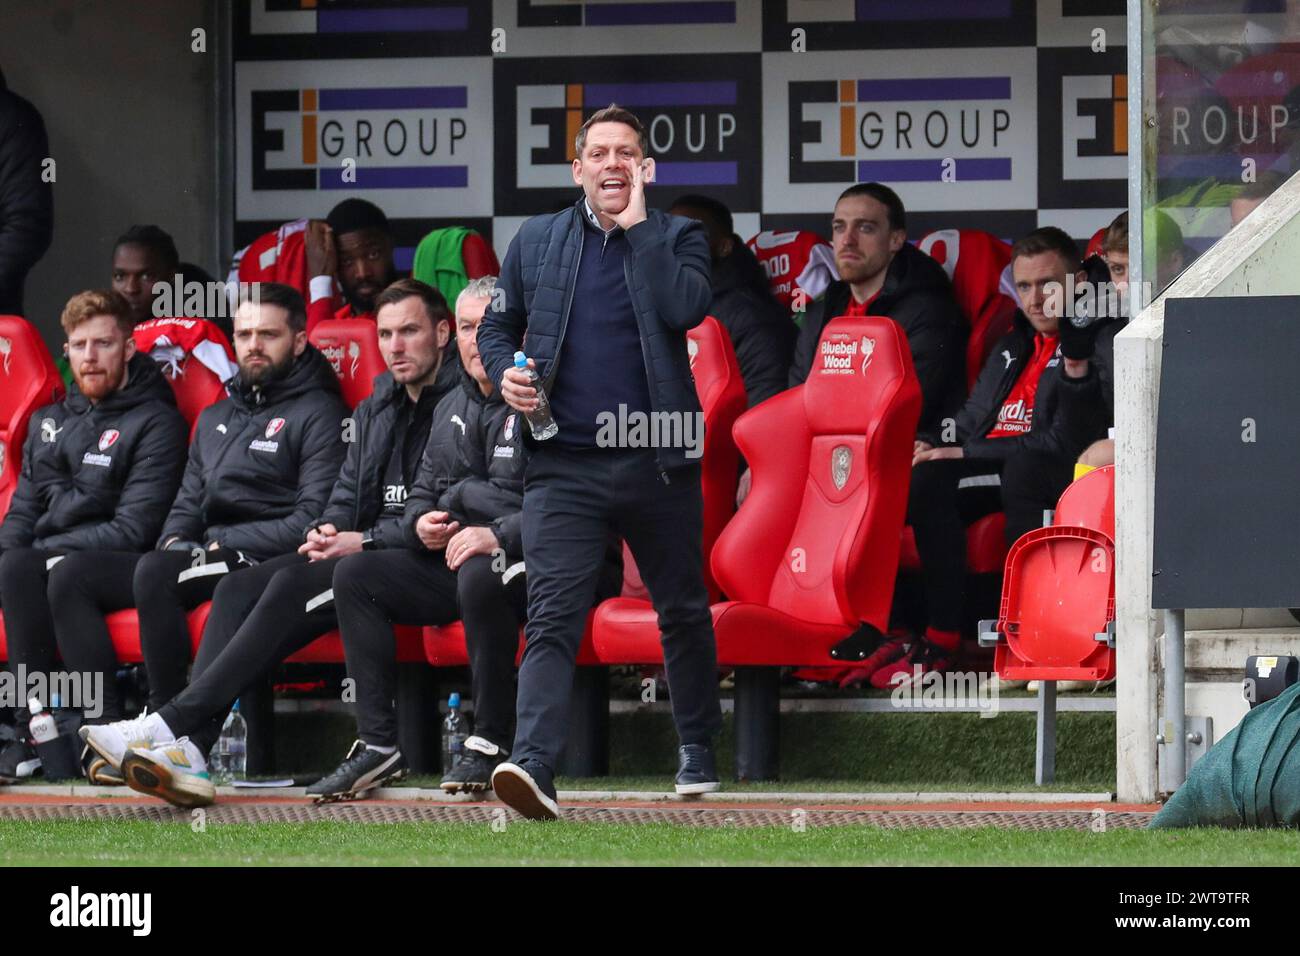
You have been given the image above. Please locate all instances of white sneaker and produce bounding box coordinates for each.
[79,711,175,771]
[121,737,214,808]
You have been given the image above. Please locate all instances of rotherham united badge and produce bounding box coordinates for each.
[831,445,852,491]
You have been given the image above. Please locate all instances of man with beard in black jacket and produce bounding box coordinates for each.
[0,290,188,780]
[788,183,965,422]
[857,227,1100,689]
[669,194,794,408]
[738,183,966,503]
[50,283,347,768]
[79,279,456,804]
[305,274,542,802]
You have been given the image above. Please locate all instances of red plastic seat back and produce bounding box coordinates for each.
[618,316,747,602]
[0,317,65,519]
[918,229,1017,389]
[1053,464,1115,539]
[310,318,385,408]
[686,316,747,598]
[994,525,1116,681]
[712,315,921,629]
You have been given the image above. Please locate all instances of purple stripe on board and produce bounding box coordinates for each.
[584,1,736,25]
[855,77,1011,101]
[584,81,737,107]
[1157,154,1280,177]
[319,166,469,189]
[318,87,467,110]
[317,7,469,33]
[856,0,1011,20]
[653,161,737,185]
[855,158,1012,181]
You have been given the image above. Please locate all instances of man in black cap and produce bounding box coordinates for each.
[304,198,397,331]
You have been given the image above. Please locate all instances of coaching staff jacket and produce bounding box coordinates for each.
[476,198,712,475]
[158,345,348,561]
[0,353,187,553]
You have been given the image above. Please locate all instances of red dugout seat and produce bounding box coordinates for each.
[286,624,426,664]
[979,466,1117,782]
[0,317,65,520]
[686,316,748,600]
[104,603,214,664]
[986,524,1116,684]
[309,318,384,408]
[1054,464,1115,538]
[596,314,919,668]
[899,514,1007,577]
[594,315,920,777]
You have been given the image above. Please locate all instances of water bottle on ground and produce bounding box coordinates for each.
[442,693,467,774]
[29,698,78,781]
[514,351,558,440]
[214,700,247,784]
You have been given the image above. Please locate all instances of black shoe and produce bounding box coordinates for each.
[0,727,40,784]
[490,760,559,821]
[440,736,507,793]
[675,743,720,795]
[306,741,407,803]
[80,743,124,786]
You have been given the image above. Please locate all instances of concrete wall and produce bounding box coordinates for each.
[1115,172,1300,802]
[0,0,220,352]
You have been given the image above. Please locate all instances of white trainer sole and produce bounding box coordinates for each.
[491,763,559,821]
[675,780,721,796]
[121,751,215,808]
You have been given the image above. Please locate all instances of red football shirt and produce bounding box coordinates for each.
[985,333,1059,439]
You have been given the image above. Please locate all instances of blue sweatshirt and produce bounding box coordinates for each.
[549,212,653,448]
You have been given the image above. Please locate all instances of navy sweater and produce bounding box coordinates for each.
[549,215,653,448]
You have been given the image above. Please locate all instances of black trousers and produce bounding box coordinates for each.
[48,551,138,723]
[0,547,63,721]
[1000,448,1077,545]
[513,446,722,772]
[146,552,341,753]
[135,547,253,710]
[51,547,249,719]
[332,549,461,748]
[906,458,1005,633]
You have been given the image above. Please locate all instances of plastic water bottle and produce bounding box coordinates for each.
[514,351,558,440]
[208,739,226,784]
[29,698,77,781]
[442,693,467,773]
[215,701,247,784]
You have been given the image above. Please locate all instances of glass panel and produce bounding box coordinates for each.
[1149,0,1300,294]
